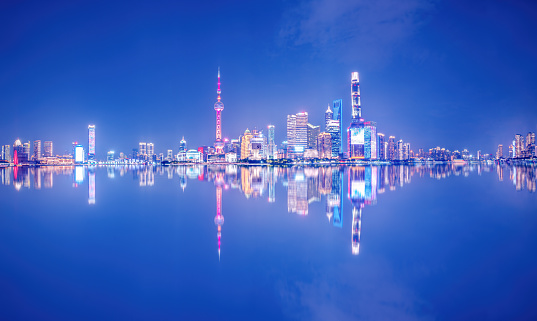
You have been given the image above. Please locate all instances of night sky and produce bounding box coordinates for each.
[1,0,536,158]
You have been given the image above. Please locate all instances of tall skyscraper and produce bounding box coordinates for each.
[44,141,53,157]
[317,132,332,159]
[179,137,187,153]
[307,123,320,150]
[364,121,377,160]
[23,142,30,161]
[327,119,341,158]
[387,136,396,160]
[214,68,225,154]
[377,133,385,160]
[325,104,333,131]
[286,115,296,157]
[332,99,343,155]
[2,145,11,162]
[147,143,154,161]
[88,125,95,161]
[267,125,276,159]
[139,142,147,160]
[515,134,523,158]
[286,112,308,158]
[33,140,41,160]
[351,72,361,121]
[240,129,253,159]
[496,144,503,159]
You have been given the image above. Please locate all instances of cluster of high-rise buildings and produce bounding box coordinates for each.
[3,70,537,165]
[496,132,536,160]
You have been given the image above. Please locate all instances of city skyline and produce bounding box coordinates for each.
[1,1,536,157]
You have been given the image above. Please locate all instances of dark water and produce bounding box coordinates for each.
[1,164,536,321]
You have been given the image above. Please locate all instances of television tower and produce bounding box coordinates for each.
[214,68,225,154]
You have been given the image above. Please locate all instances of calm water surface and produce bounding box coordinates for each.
[1,164,536,321]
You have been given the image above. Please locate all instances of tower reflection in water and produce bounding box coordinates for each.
[1,163,536,257]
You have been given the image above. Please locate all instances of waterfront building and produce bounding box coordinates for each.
[267,125,276,159]
[107,151,114,161]
[240,129,253,160]
[515,134,523,158]
[250,130,266,160]
[179,137,187,152]
[332,99,343,155]
[347,120,365,159]
[186,149,202,162]
[23,142,30,161]
[496,144,503,159]
[351,72,361,120]
[88,125,95,161]
[33,140,41,161]
[44,141,53,157]
[364,121,377,160]
[287,112,308,158]
[167,149,173,161]
[509,143,514,158]
[139,142,147,160]
[214,68,225,154]
[325,105,333,131]
[327,119,341,158]
[75,145,84,163]
[526,132,535,157]
[230,139,240,156]
[147,143,154,161]
[397,140,404,160]
[307,123,320,151]
[377,133,385,160]
[2,145,11,162]
[387,136,396,160]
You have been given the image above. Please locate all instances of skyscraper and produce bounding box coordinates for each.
[33,140,41,161]
[377,133,385,160]
[286,114,296,157]
[147,143,154,161]
[179,137,187,153]
[327,119,341,158]
[2,145,11,162]
[286,112,308,158]
[214,68,225,154]
[496,144,503,160]
[387,136,396,161]
[240,129,253,159]
[332,99,343,155]
[351,72,361,121]
[325,104,333,131]
[267,125,276,159]
[307,123,320,150]
[44,141,53,157]
[364,121,377,160]
[23,142,30,161]
[515,134,523,158]
[88,125,96,161]
[139,142,147,160]
[317,132,332,159]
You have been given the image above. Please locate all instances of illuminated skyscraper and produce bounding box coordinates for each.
[2,145,10,162]
[240,129,253,159]
[88,125,95,161]
[324,104,333,131]
[287,112,308,158]
[387,136,396,160]
[147,143,154,161]
[179,137,187,153]
[167,149,173,161]
[377,133,385,160]
[327,119,341,158]
[139,142,147,160]
[23,142,30,162]
[307,123,320,150]
[33,140,41,160]
[515,134,523,158]
[364,121,377,160]
[267,125,276,159]
[351,72,361,120]
[214,68,225,154]
[44,141,53,157]
[332,99,343,155]
[75,144,84,163]
[317,132,332,159]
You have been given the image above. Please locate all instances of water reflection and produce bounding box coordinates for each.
[1,163,535,256]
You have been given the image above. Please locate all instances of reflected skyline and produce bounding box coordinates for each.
[1,163,535,256]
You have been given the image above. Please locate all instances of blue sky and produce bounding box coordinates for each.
[1,0,536,158]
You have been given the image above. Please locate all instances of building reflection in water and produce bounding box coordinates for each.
[1,163,536,256]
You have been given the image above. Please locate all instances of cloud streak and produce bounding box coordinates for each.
[280,0,436,64]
